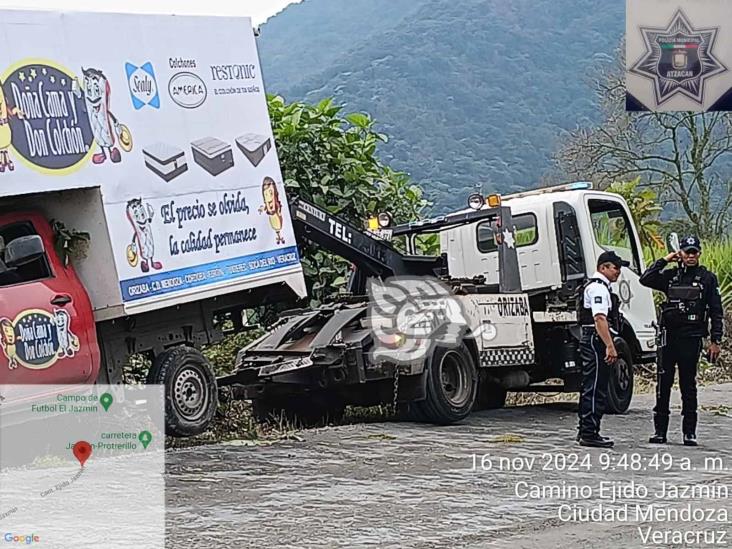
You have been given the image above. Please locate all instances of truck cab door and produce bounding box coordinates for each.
[0,216,97,385]
[585,198,657,354]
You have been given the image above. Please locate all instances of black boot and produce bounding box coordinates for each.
[649,414,669,444]
[683,433,698,446]
[579,434,614,448]
[576,432,610,442]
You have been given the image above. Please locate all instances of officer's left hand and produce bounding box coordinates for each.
[708,342,721,363]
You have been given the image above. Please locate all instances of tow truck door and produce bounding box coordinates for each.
[0,215,96,385]
[583,197,657,353]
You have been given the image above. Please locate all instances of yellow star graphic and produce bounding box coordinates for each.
[29,68,37,80]
[18,71,25,82]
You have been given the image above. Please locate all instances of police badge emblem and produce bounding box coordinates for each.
[629,9,726,106]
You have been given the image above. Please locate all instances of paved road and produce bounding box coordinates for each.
[167,384,732,548]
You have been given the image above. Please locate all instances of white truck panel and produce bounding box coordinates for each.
[0,10,306,316]
[443,188,657,356]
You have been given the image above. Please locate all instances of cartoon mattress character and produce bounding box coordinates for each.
[258,177,285,245]
[54,309,80,358]
[75,68,132,164]
[0,85,24,173]
[0,318,19,369]
[126,198,162,273]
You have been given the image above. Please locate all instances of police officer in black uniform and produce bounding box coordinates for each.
[640,235,724,446]
[577,251,628,448]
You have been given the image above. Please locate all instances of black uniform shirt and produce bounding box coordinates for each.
[639,258,724,342]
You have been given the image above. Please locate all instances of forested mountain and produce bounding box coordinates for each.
[258,0,624,212]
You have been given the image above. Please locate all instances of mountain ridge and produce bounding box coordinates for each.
[259,0,625,212]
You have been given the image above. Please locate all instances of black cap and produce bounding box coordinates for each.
[680,235,702,252]
[597,250,630,269]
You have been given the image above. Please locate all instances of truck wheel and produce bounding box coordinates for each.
[606,339,633,414]
[252,395,344,428]
[147,346,218,437]
[414,343,477,424]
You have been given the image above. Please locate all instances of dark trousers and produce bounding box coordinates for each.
[653,336,703,435]
[578,331,610,437]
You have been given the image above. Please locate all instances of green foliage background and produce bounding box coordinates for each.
[268,95,429,304]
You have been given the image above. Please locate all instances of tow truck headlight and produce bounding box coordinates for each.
[367,213,393,229]
[468,193,484,210]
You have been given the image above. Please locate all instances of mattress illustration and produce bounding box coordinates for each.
[143,142,188,182]
[191,136,234,176]
[235,133,272,167]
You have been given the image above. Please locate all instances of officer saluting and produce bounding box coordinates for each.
[577,251,628,448]
[640,235,724,446]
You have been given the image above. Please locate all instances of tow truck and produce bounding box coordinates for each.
[218,182,658,425]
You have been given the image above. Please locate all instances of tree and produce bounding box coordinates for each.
[553,42,732,240]
[267,95,430,306]
[606,178,664,258]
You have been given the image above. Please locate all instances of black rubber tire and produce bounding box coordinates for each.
[252,395,345,428]
[147,346,218,437]
[606,338,634,414]
[413,343,478,424]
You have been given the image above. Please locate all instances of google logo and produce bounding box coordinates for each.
[3,533,40,544]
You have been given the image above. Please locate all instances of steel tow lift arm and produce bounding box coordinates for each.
[288,196,521,294]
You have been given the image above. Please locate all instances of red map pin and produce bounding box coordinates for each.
[72,441,92,467]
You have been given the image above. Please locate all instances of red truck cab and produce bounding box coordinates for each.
[0,212,100,385]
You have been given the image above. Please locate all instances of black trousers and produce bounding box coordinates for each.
[653,336,703,435]
[578,331,610,437]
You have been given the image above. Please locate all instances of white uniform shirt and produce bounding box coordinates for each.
[584,271,612,319]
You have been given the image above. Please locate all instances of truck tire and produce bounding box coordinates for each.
[147,346,218,437]
[606,338,633,415]
[414,343,477,424]
[251,395,345,428]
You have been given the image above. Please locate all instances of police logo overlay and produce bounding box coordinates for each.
[629,9,726,105]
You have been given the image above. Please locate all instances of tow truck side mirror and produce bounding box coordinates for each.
[4,235,45,268]
[667,232,680,253]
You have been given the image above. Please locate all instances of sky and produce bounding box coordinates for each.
[0,0,302,25]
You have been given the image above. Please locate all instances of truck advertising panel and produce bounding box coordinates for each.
[0,10,303,309]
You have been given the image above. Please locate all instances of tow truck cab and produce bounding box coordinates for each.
[441,183,658,367]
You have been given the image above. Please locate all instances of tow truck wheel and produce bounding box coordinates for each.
[606,338,634,414]
[415,343,477,424]
[147,346,218,437]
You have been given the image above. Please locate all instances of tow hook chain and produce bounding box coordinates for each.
[391,365,400,415]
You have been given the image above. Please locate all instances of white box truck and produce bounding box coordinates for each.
[0,9,305,435]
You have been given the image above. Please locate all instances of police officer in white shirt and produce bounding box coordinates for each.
[576,251,628,448]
